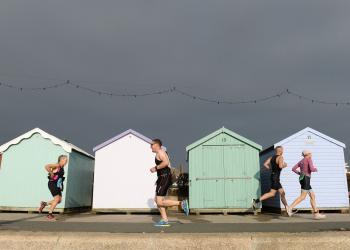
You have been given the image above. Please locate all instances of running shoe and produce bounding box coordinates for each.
[154,220,170,227]
[47,213,57,221]
[286,206,293,217]
[314,213,326,220]
[252,199,260,211]
[38,201,47,213]
[181,199,190,216]
[291,208,299,215]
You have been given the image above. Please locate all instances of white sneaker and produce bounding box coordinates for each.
[314,213,326,220]
[286,206,293,217]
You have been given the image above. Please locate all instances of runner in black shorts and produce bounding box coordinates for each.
[155,156,172,197]
[252,146,290,212]
[287,150,326,220]
[150,139,189,227]
[37,155,68,221]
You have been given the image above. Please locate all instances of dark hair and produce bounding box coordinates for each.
[275,146,283,150]
[152,139,162,147]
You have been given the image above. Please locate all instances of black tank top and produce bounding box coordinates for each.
[270,155,281,179]
[155,157,170,176]
[48,167,65,182]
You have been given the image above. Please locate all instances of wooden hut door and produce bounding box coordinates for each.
[223,145,249,208]
[202,146,225,208]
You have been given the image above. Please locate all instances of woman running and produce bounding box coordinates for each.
[38,155,68,221]
[287,150,326,220]
[150,139,189,227]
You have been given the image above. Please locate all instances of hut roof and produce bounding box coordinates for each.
[0,128,94,158]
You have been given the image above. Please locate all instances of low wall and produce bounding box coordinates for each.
[0,231,349,250]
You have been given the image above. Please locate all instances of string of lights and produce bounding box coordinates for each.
[0,81,69,91]
[67,82,174,97]
[173,88,288,104]
[286,89,350,106]
[0,80,349,106]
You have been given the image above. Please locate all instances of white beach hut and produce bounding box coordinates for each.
[260,127,349,211]
[92,129,165,212]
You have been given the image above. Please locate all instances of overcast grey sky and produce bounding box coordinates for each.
[0,0,349,166]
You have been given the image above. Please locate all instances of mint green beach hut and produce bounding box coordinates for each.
[186,127,262,213]
[0,128,94,212]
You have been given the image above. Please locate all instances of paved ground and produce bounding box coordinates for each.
[1,212,350,233]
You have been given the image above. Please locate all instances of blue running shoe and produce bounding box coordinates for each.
[181,199,190,216]
[154,220,170,227]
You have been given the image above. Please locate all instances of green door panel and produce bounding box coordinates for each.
[202,146,225,208]
[224,145,249,208]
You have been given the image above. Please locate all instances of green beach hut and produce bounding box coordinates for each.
[186,127,262,213]
[0,128,94,212]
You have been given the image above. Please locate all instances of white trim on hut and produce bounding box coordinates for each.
[0,128,93,157]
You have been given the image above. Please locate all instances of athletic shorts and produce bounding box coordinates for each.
[270,175,283,190]
[48,181,62,197]
[300,175,312,192]
[156,173,172,197]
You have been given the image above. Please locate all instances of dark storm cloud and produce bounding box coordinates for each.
[0,0,350,167]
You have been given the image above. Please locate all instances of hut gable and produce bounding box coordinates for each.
[93,129,166,153]
[186,127,262,153]
[0,128,93,158]
[275,127,346,149]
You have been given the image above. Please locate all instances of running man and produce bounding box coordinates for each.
[38,155,68,221]
[252,146,290,211]
[150,139,189,227]
[287,150,326,220]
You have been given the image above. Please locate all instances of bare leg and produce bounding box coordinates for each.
[160,200,181,207]
[156,196,181,208]
[46,199,55,205]
[259,189,277,202]
[156,196,181,221]
[48,195,61,213]
[158,206,168,221]
[308,191,318,213]
[278,188,288,209]
[289,192,308,210]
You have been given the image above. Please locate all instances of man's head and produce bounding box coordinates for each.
[275,146,284,155]
[151,139,162,153]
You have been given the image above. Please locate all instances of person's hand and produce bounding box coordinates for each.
[150,166,157,173]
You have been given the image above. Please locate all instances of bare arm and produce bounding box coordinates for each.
[45,163,59,175]
[277,156,287,169]
[308,158,318,172]
[292,162,301,175]
[155,151,169,170]
[150,151,170,173]
[263,157,272,169]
